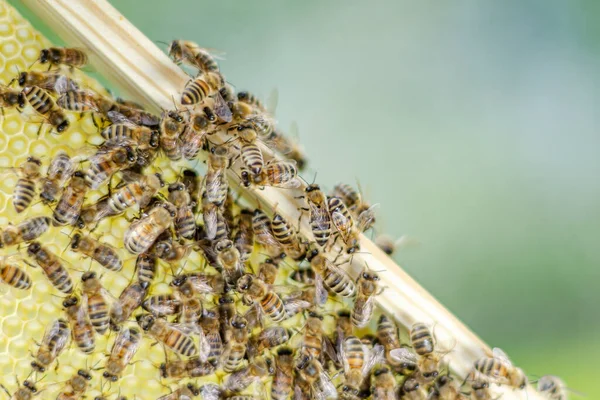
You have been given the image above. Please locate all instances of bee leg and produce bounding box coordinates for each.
[0,384,10,397]
[54,358,60,372]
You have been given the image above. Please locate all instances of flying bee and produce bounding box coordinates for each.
[40,151,74,204]
[142,294,181,317]
[109,280,148,330]
[31,318,70,373]
[85,145,137,189]
[271,347,294,400]
[296,311,337,370]
[63,295,95,354]
[56,369,92,400]
[271,212,307,260]
[0,256,31,290]
[39,47,88,68]
[241,160,301,189]
[389,323,445,382]
[21,85,69,133]
[471,348,527,390]
[203,146,230,206]
[371,366,397,400]
[167,40,220,73]
[537,375,567,400]
[339,336,384,400]
[401,378,427,400]
[159,111,185,160]
[374,234,407,256]
[11,156,41,213]
[0,84,25,111]
[70,233,122,271]
[53,171,87,226]
[100,120,160,150]
[136,313,198,357]
[80,272,111,334]
[1,380,39,400]
[215,239,244,286]
[351,268,380,328]
[135,252,157,285]
[16,71,79,94]
[0,216,50,248]
[429,373,468,400]
[124,201,176,254]
[251,208,285,257]
[157,384,201,400]
[224,356,271,393]
[103,327,142,382]
[168,182,196,239]
[221,314,249,373]
[160,357,215,379]
[248,326,291,359]
[297,358,337,400]
[234,209,254,262]
[307,248,356,299]
[304,184,332,247]
[27,241,73,293]
[105,172,162,216]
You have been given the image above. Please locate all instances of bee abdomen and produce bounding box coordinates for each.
[88,295,109,334]
[46,263,73,293]
[176,209,196,239]
[411,323,434,355]
[260,292,287,322]
[181,79,210,105]
[13,178,36,213]
[93,247,122,271]
[0,266,31,289]
[224,344,245,372]
[136,254,157,284]
[168,331,197,357]
[241,143,264,174]
[206,332,223,363]
[324,268,355,297]
[73,326,95,354]
[24,86,54,114]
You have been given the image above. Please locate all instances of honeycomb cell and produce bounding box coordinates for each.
[7,134,29,154]
[0,21,13,37]
[16,297,40,321]
[15,26,33,43]
[1,37,19,58]
[4,57,26,77]
[28,139,51,159]
[7,338,27,360]
[2,112,24,135]
[21,42,39,62]
[2,315,23,338]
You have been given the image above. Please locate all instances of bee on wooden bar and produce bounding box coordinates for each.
[271,212,307,260]
[167,40,220,73]
[241,159,301,189]
[390,323,446,382]
[304,184,332,247]
[307,248,355,299]
[351,268,380,328]
[470,348,527,390]
[39,47,88,68]
[31,318,70,373]
[16,71,79,94]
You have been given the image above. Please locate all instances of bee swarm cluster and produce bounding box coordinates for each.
[0,2,565,400]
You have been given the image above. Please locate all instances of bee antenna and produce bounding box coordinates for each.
[154,40,169,47]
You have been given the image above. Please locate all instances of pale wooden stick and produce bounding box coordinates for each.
[20,0,543,397]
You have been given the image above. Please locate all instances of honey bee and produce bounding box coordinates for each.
[21,86,69,133]
[376,315,414,375]
[181,169,201,210]
[307,248,356,299]
[168,182,196,239]
[159,357,215,379]
[296,358,337,400]
[0,256,31,290]
[237,274,296,323]
[180,123,208,160]
[124,202,176,254]
[248,326,291,358]
[39,47,88,68]
[296,311,337,370]
[109,280,148,330]
[537,375,567,400]
[142,294,181,317]
[40,151,74,204]
[0,84,25,111]
[332,183,361,210]
[202,193,229,241]
[56,369,92,400]
[159,111,185,160]
[338,336,384,400]
[289,265,316,285]
[469,380,492,400]
[221,314,249,373]
[271,212,307,260]
[241,160,301,189]
[203,146,230,207]
[257,258,279,285]
[27,241,73,293]
[374,234,406,257]
[271,347,294,400]
[233,210,254,263]
[389,323,444,382]
[224,356,270,393]
[105,172,162,217]
[371,366,397,400]
[16,71,79,94]
[70,233,122,271]
[167,40,220,73]
[180,72,223,105]
[63,295,95,354]
[216,239,245,286]
[136,313,198,357]
[56,89,105,112]
[135,252,157,285]
[85,145,137,189]
[100,119,160,150]
[103,327,142,382]
[170,272,225,297]
[333,310,353,359]
[31,318,70,373]
[53,171,87,226]
[81,271,110,334]
[11,156,41,213]
[199,309,223,365]
[0,216,50,248]
[401,378,427,400]
[471,348,527,390]
[352,268,380,328]
[236,91,266,112]
[304,184,332,247]
[264,125,308,170]
[0,380,39,400]
[252,208,285,257]
[240,142,264,175]
[217,294,236,343]
[176,289,204,329]
[429,373,468,400]
[157,384,201,400]
[153,236,192,265]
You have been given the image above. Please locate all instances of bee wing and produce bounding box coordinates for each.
[202,206,218,240]
[52,75,76,94]
[491,347,513,367]
[314,273,328,306]
[266,88,279,116]
[272,176,302,189]
[254,225,281,249]
[316,369,338,400]
[389,347,418,365]
[322,335,340,365]
[211,92,232,123]
[42,319,70,357]
[310,204,331,232]
[331,210,352,241]
[357,204,379,232]
[362,344,385,376]
[244,303,263,329]
[326,261,355,289]
[283,298,311,316]
[58,89,100,111]
[199,384,223,400]
[112,328,141,363]
[196,327,210,363]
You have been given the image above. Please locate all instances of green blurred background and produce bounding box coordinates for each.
[14,0,598,396]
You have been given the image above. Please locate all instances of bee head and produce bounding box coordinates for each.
[149,131,160,148]
[187,383,200,396]
[136,314,154,331]
[63,295,79,308]
[23,380,37,393]
[236,274,252,292]
[39,49,50,63]
[306,248,319,262]
[125,146,137,162]
[27,241,41,255]
[78,369,92,380]
[306,184,320,193]
[102,371,118,382]
[170,275,186,287]
[31,361,45,373]
[373,366,390,377]
[240,170,250,187]
[167,182,185,193]
[56,119,70,133]
[70,233,81,249]
[231,315,247,329]
[81,271,96,282]
[18,72,27,86]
